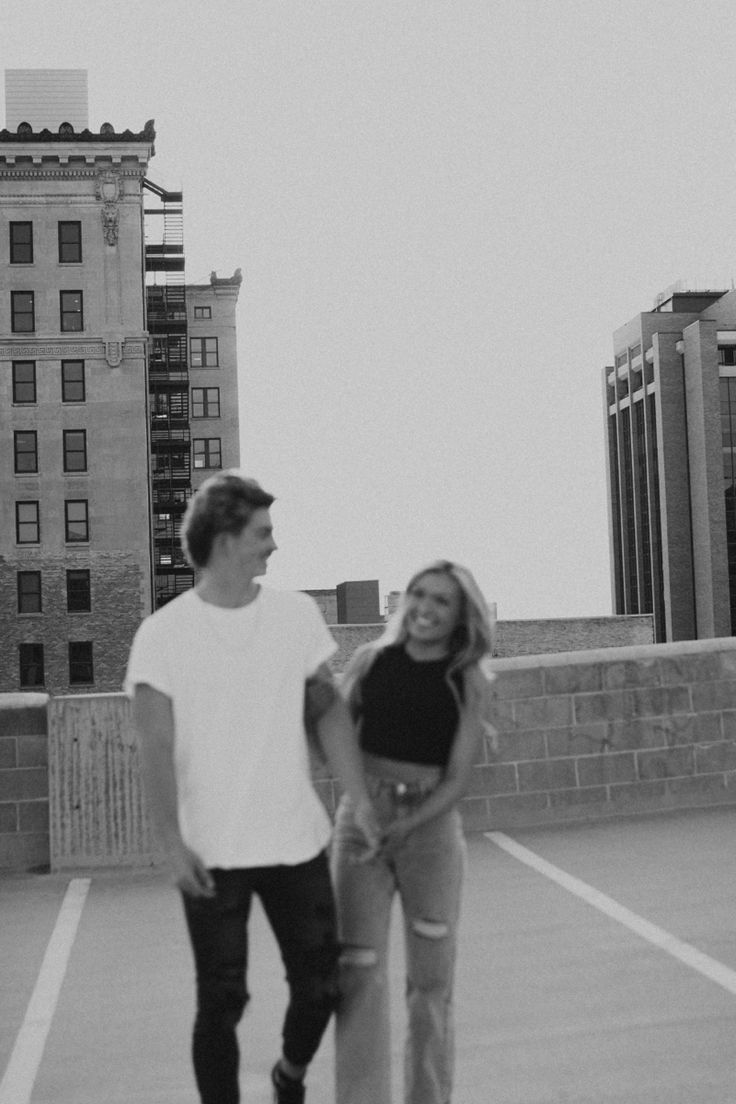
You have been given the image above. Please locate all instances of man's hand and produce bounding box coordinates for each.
[352,795,382,860]
[168,840,215,898]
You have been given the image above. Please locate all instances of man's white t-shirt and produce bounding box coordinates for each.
[124,586,336,869]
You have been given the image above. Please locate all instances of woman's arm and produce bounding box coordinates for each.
[381,666,498,848]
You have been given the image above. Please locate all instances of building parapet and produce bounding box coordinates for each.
[3,630,736,870]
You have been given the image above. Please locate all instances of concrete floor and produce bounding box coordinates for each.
[2,806,736,1103]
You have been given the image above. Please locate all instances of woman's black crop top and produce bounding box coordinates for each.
[357,644,461,767]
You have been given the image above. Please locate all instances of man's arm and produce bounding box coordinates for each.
[305,664,380,853]
[132,684,214,897]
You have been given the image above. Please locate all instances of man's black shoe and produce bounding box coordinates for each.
[271,1061,306,1104]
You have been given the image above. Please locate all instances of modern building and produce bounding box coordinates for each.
[1,70,241,693]
[603,286,736,642]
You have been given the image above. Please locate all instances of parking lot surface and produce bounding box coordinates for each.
[2,806,736,1103]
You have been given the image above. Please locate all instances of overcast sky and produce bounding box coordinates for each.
[4,0,735,618]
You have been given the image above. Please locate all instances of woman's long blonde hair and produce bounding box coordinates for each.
[342,560,496,729]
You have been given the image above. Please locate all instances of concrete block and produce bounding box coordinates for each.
[548,785,609,809]
[496,730,546,762]
[466,763,517,797]
[0,803,18,832]
[0,738,17,769]
[513,696,573,729]
[493,667,545,700]
[692,681,736,713]
[18,800,49,832]
[603,658,661,690]
[636,745,695,780]
[0,831,49,870]
[576,752,636,787]
[0,695,48,736]
[657,652,726,685]
[694,741,736,774]
[574,690,635,725]
[544,663,604,696]
[546,724,608,758]
[517,758,577,793]
[631,685,691,717]
[486,791,550,827]
[0,767,48,800]
[18,734,48,768]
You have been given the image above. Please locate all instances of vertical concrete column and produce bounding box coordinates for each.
[652,332,696,640]
[682,320,731,638]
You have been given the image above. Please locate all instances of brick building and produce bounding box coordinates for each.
[0,70,241,693]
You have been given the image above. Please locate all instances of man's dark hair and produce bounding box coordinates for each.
[181,471,275,569]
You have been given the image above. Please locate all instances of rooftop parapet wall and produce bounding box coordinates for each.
[0,693,50,869]
[5,628,733,871]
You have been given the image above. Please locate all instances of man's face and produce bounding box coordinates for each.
[228,508,277,578]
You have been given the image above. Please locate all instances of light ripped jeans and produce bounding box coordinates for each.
[331,774,466,1104]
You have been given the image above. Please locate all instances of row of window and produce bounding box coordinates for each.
[9,221,82,265]
[18,569,91,613]
[13,429,87,473]
[12,433,222,477]
[11,361,222,416]
[16,500,89,544]
[12,359,85,403]
[19,641,93,688]
[9,290,83,332]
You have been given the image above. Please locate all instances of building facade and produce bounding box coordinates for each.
[604,288,736,642]
[1,72,241,693]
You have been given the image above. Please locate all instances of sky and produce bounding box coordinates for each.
[3,0,736,619]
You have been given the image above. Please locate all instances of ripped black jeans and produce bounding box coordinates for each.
[182,850,339,1104]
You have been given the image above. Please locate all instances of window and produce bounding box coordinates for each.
[17,571,42,614]
[193,438,222,470]
[194,305,212,319]
[67,569,91,612]
[11,291,34,332]
[190,337,218,367]
[65,499,89,542]
[61,359,85,402]
[191,387,220,418]
[60,290,83,331]
[13,361,36,404]
[14,431,38,474]
[58,221,82,263]
[19,643,44,688]
[16,501,39,543]
[10,222,33,264]
[69,641,94,685]
[63,430,87,472]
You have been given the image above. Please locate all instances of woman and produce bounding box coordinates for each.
[331,560,497,1104]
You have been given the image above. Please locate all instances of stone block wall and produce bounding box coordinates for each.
[471,638,736,831]
[0,693,50,869]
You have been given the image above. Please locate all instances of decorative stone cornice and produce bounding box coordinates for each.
[0,336,147,367]
[0,120,155,144]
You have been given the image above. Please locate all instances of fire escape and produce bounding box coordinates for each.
[143,179,193,607]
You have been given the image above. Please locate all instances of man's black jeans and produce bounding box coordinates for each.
[182,850,339,1104]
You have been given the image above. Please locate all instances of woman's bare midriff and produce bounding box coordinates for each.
[361,751,443,786]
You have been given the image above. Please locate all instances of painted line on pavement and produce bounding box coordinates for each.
[0,878,91,1104]
[486,831,736,997]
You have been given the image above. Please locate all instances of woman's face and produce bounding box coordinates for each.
[404,571,463,651]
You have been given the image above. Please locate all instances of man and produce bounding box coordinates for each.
[125,472,379,1104]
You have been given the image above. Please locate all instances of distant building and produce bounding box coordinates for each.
[603,287,736,642]
[303,581,381,624]
[337,580,380,624]
[384,591,401,619]
[0,70,241,693]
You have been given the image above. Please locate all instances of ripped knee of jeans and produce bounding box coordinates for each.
[411,918,449,940]
[339,945,379,968]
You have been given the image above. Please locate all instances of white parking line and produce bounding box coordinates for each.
[486,831,736,997]
[0,878,91,1104]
